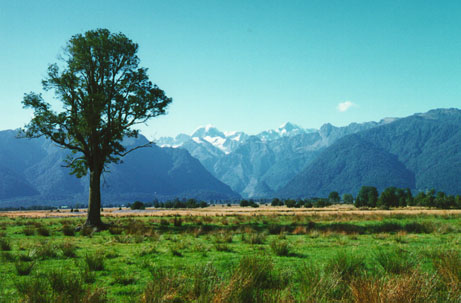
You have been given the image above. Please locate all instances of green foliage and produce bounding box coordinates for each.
[0,213,459,301]
[130,201,145,210]
[37,226,50,236]
[62,225,76,236]
[342,193,354,204]
[328,191,340,203]
[271,198,283,206]
[0,238,11,251]
[84,252,105,271]
[20,28,172,226]
[356,186,378,207]
[15,261,35,276]
[270,239,291,256]
[325,251,366,281]
[374,248,415,274]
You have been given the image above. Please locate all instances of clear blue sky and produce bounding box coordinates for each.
[1,1,460,138]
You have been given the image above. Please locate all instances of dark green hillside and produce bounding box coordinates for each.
[278,135,415,198]
[278,108,461,197]
[0,131,239,207]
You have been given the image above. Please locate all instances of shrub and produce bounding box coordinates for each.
[130,201,145,210]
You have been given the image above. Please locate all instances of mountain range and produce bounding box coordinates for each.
[1,108,460,207]
[278,108,461,197]
[157,121,391,197]
[0,131,239,207]
[158,108,461,199]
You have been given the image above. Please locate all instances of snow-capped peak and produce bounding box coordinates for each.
[191,124,225,138]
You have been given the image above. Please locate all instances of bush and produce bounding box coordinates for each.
[130,201,145,210]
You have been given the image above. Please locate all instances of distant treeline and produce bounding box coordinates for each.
[264,186,461,209]
[127,198,209,210]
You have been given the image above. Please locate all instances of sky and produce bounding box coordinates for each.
[1,1,461,138]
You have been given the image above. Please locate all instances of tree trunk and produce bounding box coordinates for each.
[85,169,103,227]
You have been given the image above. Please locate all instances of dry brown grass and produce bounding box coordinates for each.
[350,270,437,303]
[1,205,460,219]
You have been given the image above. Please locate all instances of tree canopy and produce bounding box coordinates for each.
[22,29,172,227]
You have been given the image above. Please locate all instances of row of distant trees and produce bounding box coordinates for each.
[355,186,461,209]
[264,186,461,209]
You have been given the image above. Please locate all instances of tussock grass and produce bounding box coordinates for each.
[15,260,35,276]
[0,238,11,251]
[84,252,105,271]
[62,225,76,236]
[0,211,459,302]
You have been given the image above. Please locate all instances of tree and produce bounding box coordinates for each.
[21,29,172,228]
[328,191,340,203]
[378,187,398,209]
[355,186,378,208]
[342,193,354,204]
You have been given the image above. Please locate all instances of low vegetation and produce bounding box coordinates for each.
[0,210,459,302]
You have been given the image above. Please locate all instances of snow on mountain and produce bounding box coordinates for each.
[157,123,311,155]
[154,120,394,198]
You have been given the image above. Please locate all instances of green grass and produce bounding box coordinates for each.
[0,213,459,302]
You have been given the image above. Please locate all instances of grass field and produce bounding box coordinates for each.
[0,206,460,302]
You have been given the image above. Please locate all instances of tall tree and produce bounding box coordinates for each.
[21,29,172,228]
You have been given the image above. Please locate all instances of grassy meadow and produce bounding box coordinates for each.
[0,206,460,302]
